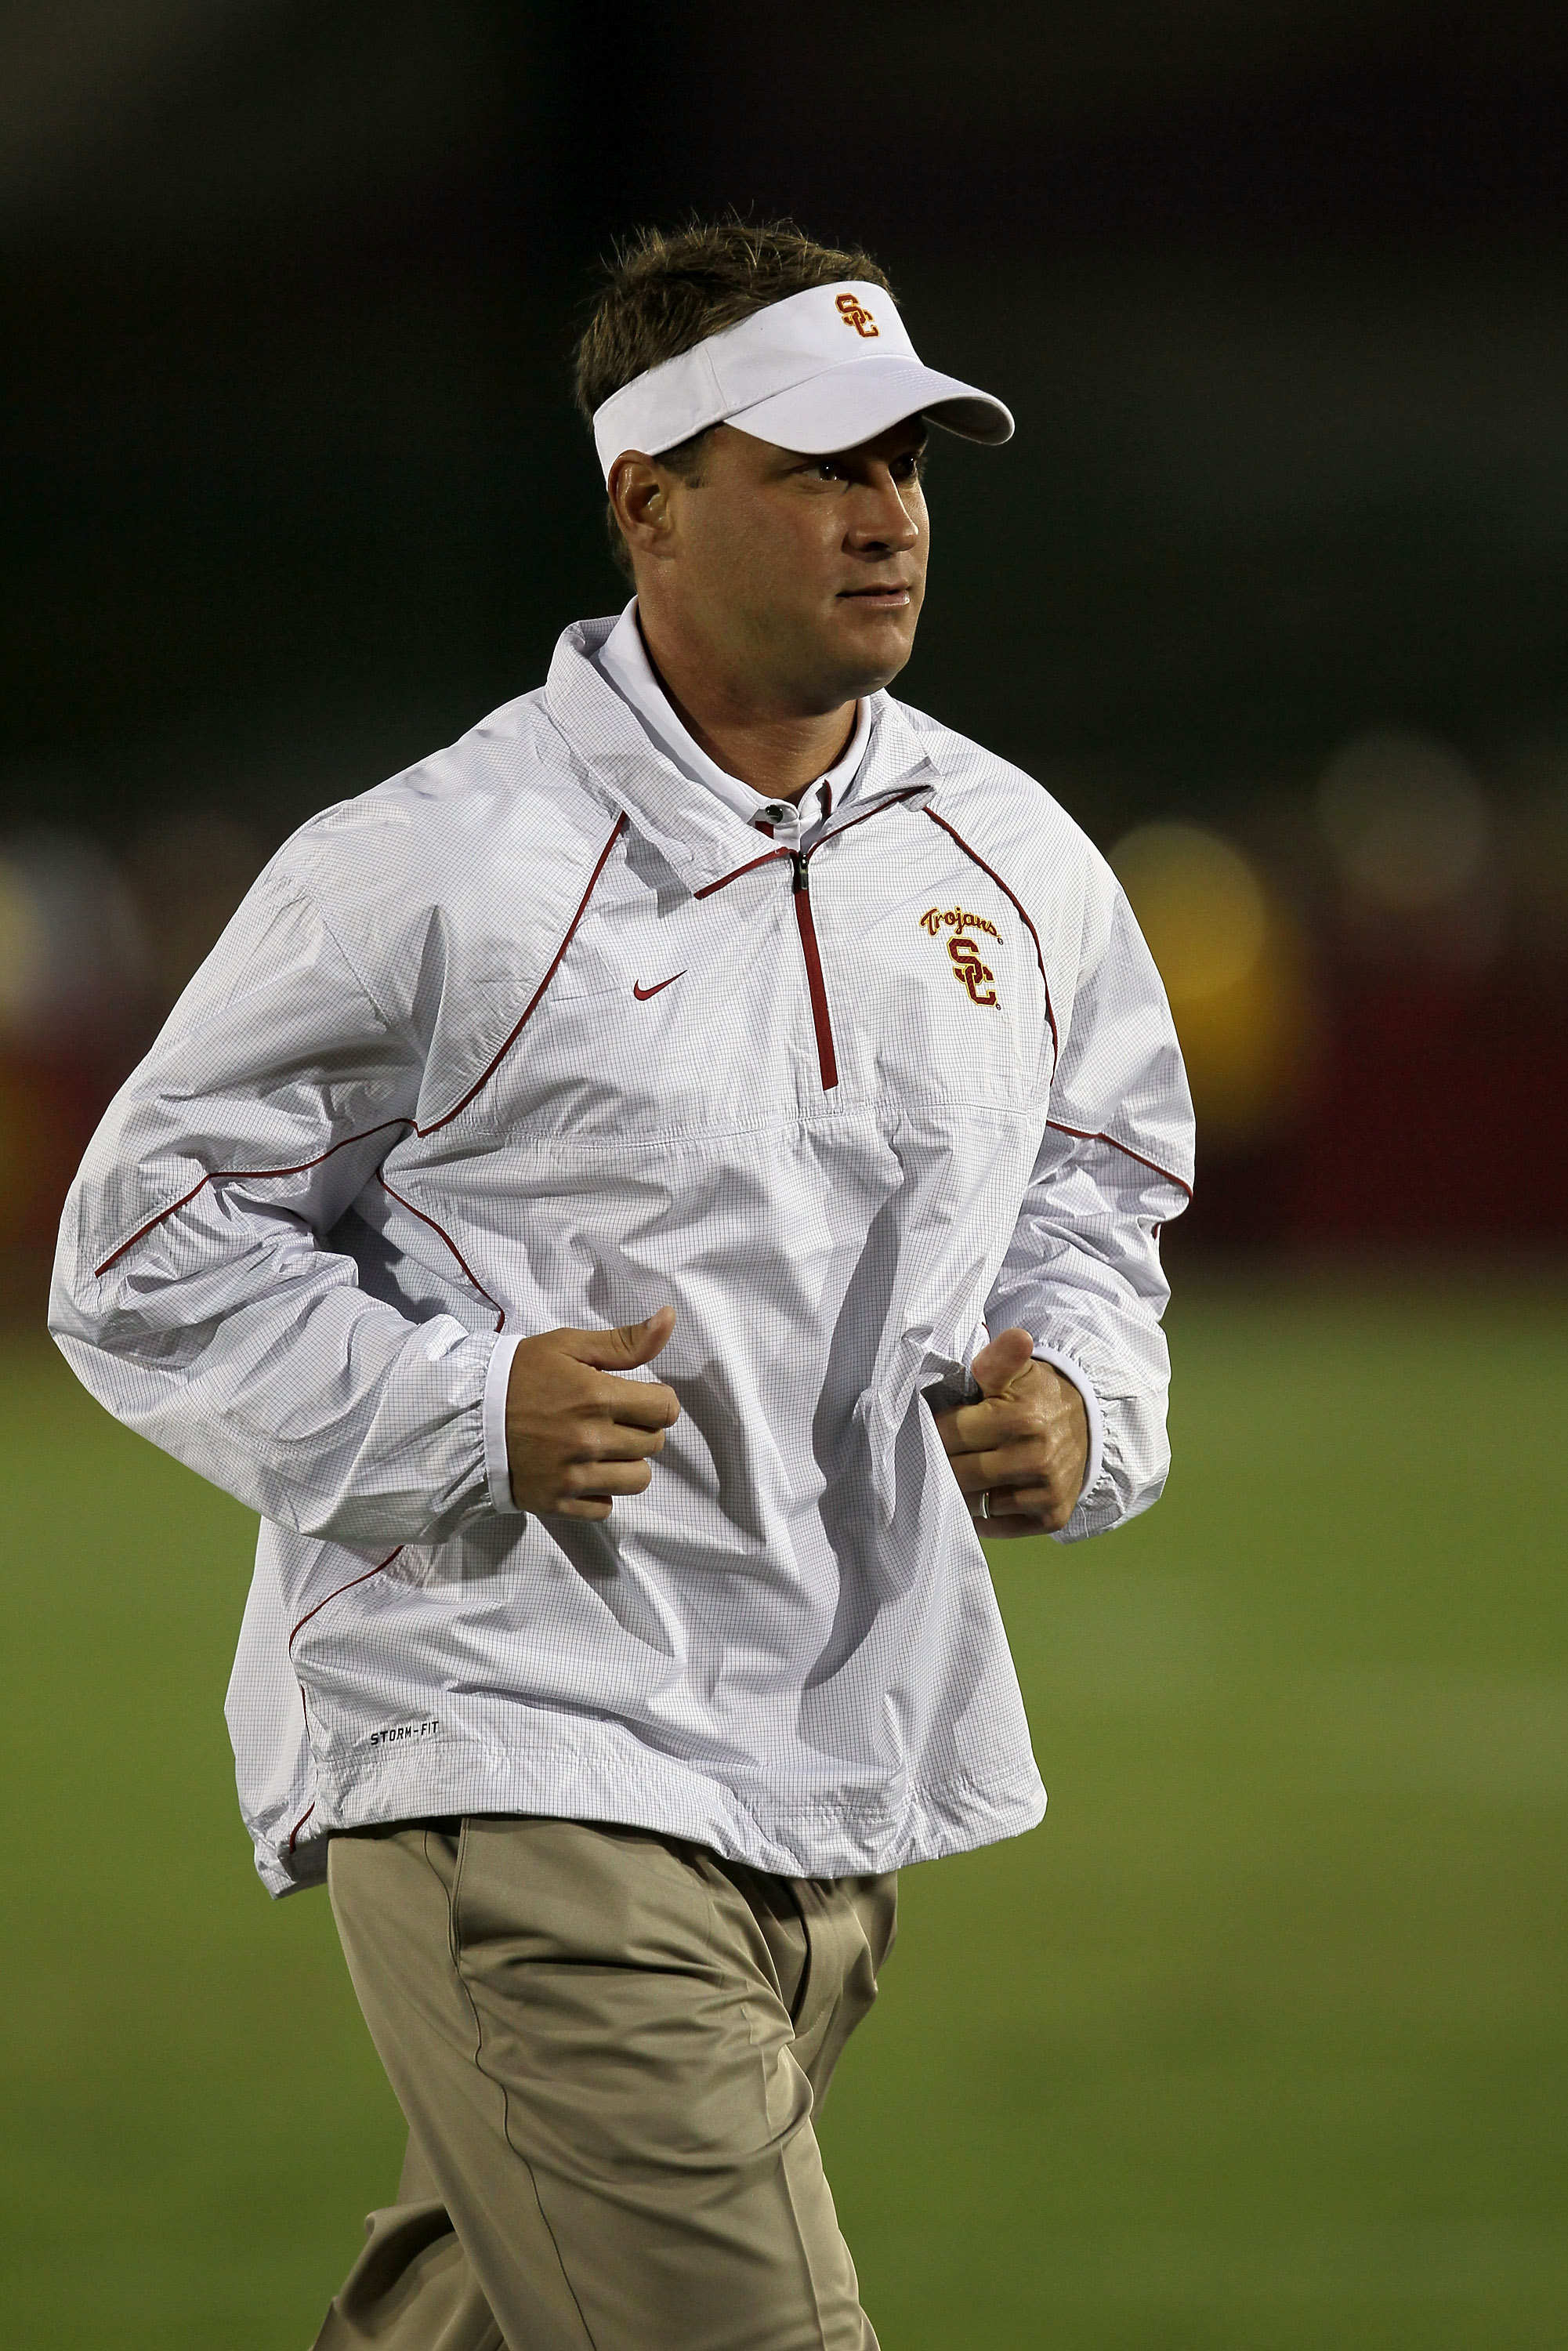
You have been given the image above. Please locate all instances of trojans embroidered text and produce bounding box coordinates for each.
[920,906,1000,941]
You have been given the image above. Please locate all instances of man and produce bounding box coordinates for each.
[51,220,1193,2350]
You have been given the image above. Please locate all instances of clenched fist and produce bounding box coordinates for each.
[933,1326,1088,1537]
[505,1308,680,1519]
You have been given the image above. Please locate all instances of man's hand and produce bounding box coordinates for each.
[933,1327,1088,1538]
[505,1308,680,1519]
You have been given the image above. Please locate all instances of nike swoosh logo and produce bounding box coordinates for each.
[632,971,686,1001]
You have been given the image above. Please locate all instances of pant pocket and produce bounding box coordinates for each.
[450,1815,719,1974]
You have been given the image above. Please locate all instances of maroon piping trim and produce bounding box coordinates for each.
[693,846,792,897]
[922,807,1058,1059]
[923,811,1186,1194]
[694,790,925,897]
[289,1546,406,1654]
[93,813,628,1278]
[94,1121,411,1275]
[377,1172,505,1331]
[284,1541,406,1854]
[425,813,628,1128]
[1047,1119,1193,1200]
[692,791,928,1087]
[805,787,924,853]
[792,883,838,1089]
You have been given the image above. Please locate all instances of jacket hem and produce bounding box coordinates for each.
[250,1730,1047,1896]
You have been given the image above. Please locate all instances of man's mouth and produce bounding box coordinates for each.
[838,583,912,604]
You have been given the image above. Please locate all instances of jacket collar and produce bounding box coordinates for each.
[544,617,943,891]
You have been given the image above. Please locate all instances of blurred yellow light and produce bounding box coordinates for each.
[1110,824,1269,998]
[1111,820,1312,1151]
[0,858,49,1029]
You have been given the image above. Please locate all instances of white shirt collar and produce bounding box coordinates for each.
[592,598,870,836]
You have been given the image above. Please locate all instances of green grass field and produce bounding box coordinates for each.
[3,1274,1566,2348]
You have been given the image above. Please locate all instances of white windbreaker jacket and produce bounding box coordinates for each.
[51,618,1193,1895]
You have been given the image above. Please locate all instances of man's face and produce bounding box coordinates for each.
[632,417,930,713]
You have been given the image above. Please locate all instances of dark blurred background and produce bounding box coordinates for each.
[3,0,1566,1304]
[6,20,1568,2346]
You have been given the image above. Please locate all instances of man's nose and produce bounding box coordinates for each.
[849,469,922,551]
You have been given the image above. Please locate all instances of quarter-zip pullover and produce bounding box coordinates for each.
[50,616,1193,1896]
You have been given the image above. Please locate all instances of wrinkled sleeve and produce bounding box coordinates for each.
[985,868,1195,1541]
[49,863,501,1548]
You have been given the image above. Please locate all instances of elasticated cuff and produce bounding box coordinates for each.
[1029,1343,1106,1505]
[481,1334,525,1513]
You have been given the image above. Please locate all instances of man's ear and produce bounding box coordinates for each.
[608,453,674,564]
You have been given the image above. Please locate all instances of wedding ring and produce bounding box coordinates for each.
[979,1490,991,1520]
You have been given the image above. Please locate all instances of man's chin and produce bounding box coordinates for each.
[824,605,919,697]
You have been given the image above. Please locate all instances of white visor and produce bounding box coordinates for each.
[592,281,1013,482]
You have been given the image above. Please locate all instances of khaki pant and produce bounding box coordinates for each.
[314,1817,896,2351]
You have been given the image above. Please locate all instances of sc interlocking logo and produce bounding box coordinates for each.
[947,936,999,1007]
[919,906,1002,1008]
[835,292,879,339]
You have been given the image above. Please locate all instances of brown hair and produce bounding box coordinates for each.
[574,216,894,579]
